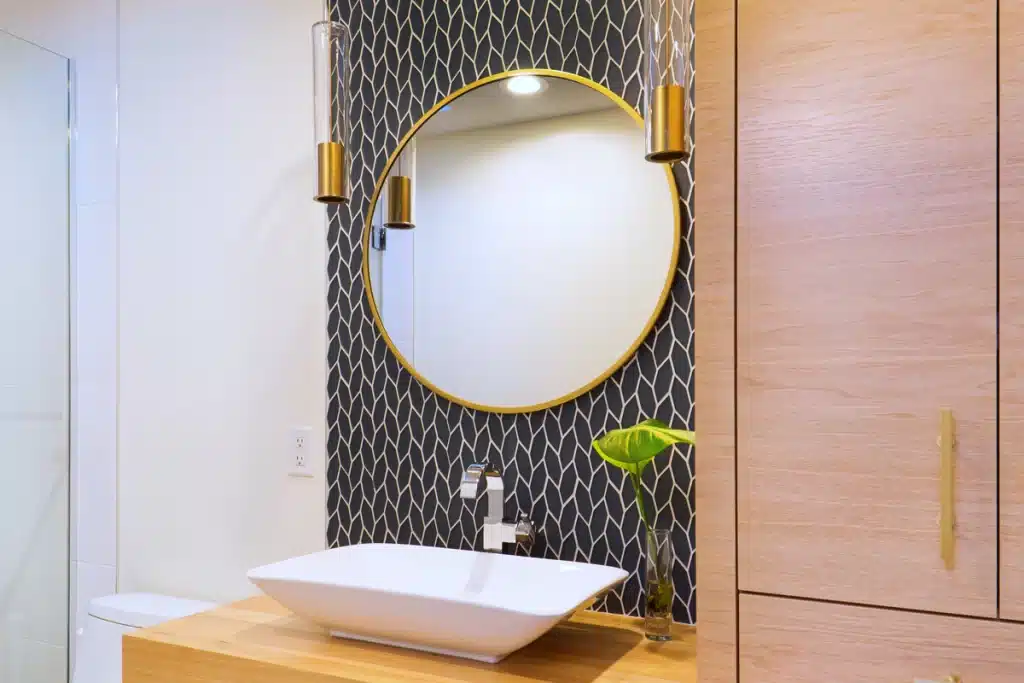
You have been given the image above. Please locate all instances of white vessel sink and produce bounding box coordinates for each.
[247,543,628,663]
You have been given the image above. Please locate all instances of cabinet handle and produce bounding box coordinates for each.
[913,677,961,683]
[939,408,956,570]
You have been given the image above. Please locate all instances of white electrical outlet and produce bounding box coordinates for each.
[288,426,315,478]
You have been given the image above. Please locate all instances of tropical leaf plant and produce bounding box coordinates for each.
[592,418,695,619]
[592,418,695,534]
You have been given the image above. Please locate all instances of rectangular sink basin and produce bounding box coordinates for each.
[247,543,628,663]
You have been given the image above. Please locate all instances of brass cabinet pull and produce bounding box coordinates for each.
[913,677,961,683]
[939,408,956,570]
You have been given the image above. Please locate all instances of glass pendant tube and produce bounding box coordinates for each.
[384,140,415,229]
[312,20,351,203]
[643,0,690,163]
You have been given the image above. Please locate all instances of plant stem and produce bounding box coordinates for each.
[629,466,651,534]
[630,466,669,588]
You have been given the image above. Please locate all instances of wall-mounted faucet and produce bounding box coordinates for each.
[460,462,535,552]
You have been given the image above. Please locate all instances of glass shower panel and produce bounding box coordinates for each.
[0,29,71,683]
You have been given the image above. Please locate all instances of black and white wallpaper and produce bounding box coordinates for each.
[325,0,695,622]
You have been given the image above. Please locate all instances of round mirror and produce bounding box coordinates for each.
[363,70,680,413]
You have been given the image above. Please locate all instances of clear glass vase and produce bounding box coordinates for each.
[644,528,674,641]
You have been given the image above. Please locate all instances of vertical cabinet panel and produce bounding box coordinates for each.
[736,0,997,616]
[695,0,738,680]
[1001,0,1024,621]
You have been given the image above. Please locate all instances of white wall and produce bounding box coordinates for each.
[0,31,70,683]
[409,108,676,408]
[0,0,119,670]
[118,0,327,602]
[0,0,331,665]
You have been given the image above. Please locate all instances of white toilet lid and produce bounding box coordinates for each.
[88,593,216,628]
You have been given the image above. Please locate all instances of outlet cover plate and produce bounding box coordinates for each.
[289,426,315,478]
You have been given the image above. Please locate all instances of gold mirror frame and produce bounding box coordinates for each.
[361,68,682,414]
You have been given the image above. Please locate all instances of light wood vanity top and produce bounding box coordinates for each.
[123,596,696,683]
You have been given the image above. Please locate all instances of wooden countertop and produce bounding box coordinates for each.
[123,596,696,683]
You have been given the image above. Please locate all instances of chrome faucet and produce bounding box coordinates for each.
[460,462,536,552]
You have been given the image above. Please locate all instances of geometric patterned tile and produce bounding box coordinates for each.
[326,0,695,623]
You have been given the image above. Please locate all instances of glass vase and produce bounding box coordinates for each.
[644,528,674,641]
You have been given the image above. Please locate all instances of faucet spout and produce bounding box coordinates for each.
[483,473,505,522]
[459,479,479,499]
[460,462,534,553]
[460,462,493,499]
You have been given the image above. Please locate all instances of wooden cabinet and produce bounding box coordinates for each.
[696,1,1024,680]
[735,0,998,617]
[1001,0,1024,622]
[740,594,1024,683]
[694,1,739,681]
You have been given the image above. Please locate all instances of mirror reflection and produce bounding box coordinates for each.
[365,72,679,412]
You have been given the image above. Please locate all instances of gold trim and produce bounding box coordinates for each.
[646,84,689,163]
[315,141,348,204]
[384,175,414,229]
[939,408,957,570]
[361,68,683,414]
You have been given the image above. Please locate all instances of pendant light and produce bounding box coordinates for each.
[312,20,351,203]
[384,140,416,229]
[643,0,690,163]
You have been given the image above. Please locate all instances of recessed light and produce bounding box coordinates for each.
[505,75,546,96]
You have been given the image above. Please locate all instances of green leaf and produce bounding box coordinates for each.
[592,419,695,475]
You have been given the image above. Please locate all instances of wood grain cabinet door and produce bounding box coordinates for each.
[1001,0,1024,622]
[740,594,1024,683]
[736,0,997,617]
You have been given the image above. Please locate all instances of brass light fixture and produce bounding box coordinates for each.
[312,20,351,204]
[643,0,690,163]
[384,140,415,229]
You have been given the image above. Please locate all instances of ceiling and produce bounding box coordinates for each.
[417,76,621,138]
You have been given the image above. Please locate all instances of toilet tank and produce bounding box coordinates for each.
[73,594,216,683]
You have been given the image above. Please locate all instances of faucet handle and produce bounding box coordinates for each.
[514,514,536,545]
